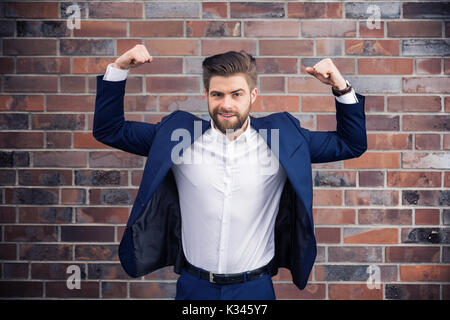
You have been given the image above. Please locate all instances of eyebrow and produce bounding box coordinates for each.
[210,89,245,94]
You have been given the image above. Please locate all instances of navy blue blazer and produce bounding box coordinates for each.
[93,75,367,290]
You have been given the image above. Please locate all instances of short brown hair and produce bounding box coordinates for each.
[202,50,257,93]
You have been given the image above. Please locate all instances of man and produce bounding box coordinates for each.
[94,45,367,300]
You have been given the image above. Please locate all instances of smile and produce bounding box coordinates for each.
[219,113,235,119]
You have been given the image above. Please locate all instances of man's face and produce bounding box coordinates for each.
[205,73,258,135]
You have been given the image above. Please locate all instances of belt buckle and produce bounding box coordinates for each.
[209,272,215,283]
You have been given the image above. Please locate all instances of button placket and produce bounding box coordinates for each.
[218,187,230,273]
[218,140,236,273]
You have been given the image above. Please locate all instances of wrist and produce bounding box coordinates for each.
[112,62,129,70]
[332,79,352,97]
[333,80,347,91]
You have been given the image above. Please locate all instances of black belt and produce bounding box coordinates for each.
[183,260,269,285]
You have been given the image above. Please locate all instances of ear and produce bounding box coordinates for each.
[250,87,258,104]
[204,89,208,99]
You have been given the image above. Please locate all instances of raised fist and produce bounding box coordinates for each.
[113,44,153,70]
[305,58,346,91]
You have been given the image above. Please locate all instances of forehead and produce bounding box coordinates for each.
[209,73,248,92]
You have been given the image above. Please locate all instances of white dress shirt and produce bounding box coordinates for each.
[103,63,358,273]
[171,117,288,273]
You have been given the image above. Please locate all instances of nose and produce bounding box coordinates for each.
[220,94,234,109]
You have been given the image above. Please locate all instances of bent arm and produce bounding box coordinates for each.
[93,75,158,156]
[308,93,367,163]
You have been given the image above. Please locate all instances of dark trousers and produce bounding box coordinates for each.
[175,268,276,300]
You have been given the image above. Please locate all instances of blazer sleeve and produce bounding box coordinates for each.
[287,93,367,163]
[93,75,162,156]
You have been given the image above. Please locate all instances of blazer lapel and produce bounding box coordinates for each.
[249,114,303,160]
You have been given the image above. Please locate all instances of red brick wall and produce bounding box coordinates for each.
[0,1,449,300]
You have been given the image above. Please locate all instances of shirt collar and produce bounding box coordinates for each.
[209,116,251,144]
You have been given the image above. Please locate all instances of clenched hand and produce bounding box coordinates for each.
[305,58,347,91]
[113,44,153,70]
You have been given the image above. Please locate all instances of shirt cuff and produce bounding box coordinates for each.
[103,63,130,81]
[335,88,358,104]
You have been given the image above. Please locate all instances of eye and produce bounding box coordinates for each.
[233,93,241,97]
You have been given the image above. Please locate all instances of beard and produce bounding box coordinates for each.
[209,100,251,135]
